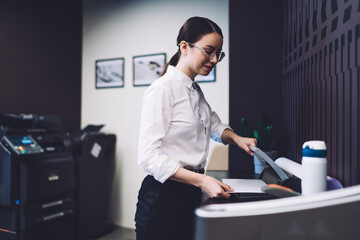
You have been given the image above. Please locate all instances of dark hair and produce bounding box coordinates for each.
[161,16,223,75]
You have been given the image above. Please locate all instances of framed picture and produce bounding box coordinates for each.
[133,53,166,86]
[195,66,216,83]
[95,58,125,89]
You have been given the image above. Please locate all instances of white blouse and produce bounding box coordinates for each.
[138,66,230,183]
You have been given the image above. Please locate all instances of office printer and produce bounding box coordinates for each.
[250,146,302,193]
[195,148,351,240]
[0,113,76,240]
[71,124,116,240]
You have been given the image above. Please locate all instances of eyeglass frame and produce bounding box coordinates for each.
[178,42,226,62]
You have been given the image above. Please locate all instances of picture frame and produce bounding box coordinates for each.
[95,58,125,89]
[133,53,166,87]
[195,66,216,83]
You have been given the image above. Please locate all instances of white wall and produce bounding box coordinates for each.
[82,0,229,228]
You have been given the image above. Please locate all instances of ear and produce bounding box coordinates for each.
[179,41,189,55]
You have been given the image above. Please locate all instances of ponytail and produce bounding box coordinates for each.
[161,50,180,76]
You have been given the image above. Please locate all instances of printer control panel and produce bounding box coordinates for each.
[3,135,44,155]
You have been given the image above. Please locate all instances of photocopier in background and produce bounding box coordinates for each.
[0,113,116,240]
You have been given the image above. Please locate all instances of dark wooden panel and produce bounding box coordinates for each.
[0,1,82,131]
[229,0,283,177]
[282,0,360,186]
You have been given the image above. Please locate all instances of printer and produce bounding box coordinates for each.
[0,113,77,240]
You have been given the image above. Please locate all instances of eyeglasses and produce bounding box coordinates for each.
[187,42,225,62]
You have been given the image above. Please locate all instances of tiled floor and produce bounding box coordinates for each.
[95,226,136,240]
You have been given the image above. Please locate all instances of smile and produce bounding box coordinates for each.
[204,65,212,71]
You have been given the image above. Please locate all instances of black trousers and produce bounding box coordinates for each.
[135,175,202,240]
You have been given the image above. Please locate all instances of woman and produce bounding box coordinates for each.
[135,16,257,240]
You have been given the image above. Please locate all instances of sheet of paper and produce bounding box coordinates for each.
[222,179,267,193]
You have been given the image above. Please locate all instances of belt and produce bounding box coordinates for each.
[184,167,205,174]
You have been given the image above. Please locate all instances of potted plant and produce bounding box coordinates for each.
[238,117,278,175]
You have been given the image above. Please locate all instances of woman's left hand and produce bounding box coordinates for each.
[234,136,257,156]
[221,129,257,156]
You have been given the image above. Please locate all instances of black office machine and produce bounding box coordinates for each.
[71,125,116,240]
[0,114,116,240]
[249,146,301,193]
[0,113,76,240]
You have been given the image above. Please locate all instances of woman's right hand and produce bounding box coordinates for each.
[170,167,233,198]
[198,175,233,198]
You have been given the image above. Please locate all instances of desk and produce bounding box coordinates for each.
[195,183,360,240]
[201,170,275,205]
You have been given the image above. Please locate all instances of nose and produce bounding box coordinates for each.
[209,54,218,64]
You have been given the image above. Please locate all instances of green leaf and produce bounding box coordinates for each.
[239,118,253,138]
[253,130,258,139]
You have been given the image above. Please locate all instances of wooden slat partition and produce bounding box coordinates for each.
[282,0,360,186]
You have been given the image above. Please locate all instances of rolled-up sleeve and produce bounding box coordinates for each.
[209,111,231,144]
[138,83,180,183]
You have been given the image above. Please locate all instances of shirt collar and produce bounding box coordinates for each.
[167,65,194,90]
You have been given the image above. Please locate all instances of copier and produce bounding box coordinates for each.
[71,125,116,240]
[0,113,77,240]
